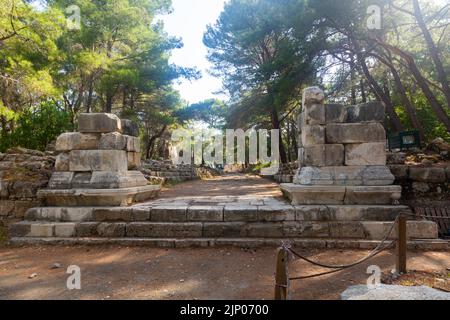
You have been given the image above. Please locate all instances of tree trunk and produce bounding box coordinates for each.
[105,94,113,113]
[412,0,450,110]
[360,79,367,103]
[359,56,404,132]
[270,106,288,164]
[376,53,426,141]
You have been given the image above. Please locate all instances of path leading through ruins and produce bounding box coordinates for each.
[143,173,288,206]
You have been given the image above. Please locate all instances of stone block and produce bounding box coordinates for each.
[326,123,386,144]
[69,150,128,173]
[97,222,126,237]
[71,172,92,189]
[131,208,151,221]
[362,221,438,240]
[281,184,346,205]
[93,208,133,222]
[347,102,385,123]
[126,222,202,238]
[48,172,74,189]
[187,206,224,221]
[9,222,31,237]
[121,119,139,137]
[99,132,127,150]
[14,201,41,219]
[151,206,187,222]
[409,167,446,183]
[90,171,147,189]
[302,86,325,106]
[203,222,246,237]
[344,186,401,205]
[295,166,394,186]
[224,205,258,221]
[257,205,295,221]
[0,200,15,216]
[329,222,366,238]
[283,221,329,237]
[303,104,325,125]
[389,165,409,180]
[126,136,141,152]
[55,153,70,171]
[55,132,100,151]
[301,125,325,146]
[244,223,284,238]
[55,223,76,237]
[127,152,141,170]
[78,113,122,133]
[30,223,54,237]
[75,223,99,237]
[345,143,386,166]
[325,104,346,123]
[302,144,344,167]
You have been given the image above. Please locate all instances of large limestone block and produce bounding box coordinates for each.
[303,104,326,125]
[48,172,74,189]
[55,153,70,171]
[325,104,346,123]
[69,150,128,173]
[344,186,401,205]
[345,143,386,166]
[90,171,148,189]
[55,132,99,151]
[71,172,92,189]
[128,152,141,170]
[280,184,346,205]
[326,123,386,144]
[78,113,122,133]
[347,102,385,123]
[121,119,139,137]
[99,132,127,150]
[126,136,141,152]
[301,125,325,146]
[302,86,325,106]
[301,144,344,167]
[294,166,395,186]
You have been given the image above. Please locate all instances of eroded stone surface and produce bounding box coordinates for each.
[78,113,121,133]
[345,143,387,166]
[326,123,386,144]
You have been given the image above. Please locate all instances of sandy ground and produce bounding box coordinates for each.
[0,245,448,300]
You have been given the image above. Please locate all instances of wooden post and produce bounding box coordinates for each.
[274,247,290,300]
[396,215,408,274]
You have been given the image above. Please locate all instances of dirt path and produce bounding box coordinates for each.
[159,174,283,199]
[0,246,448,300]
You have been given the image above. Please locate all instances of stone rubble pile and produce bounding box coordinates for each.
[0,148,54,223]
[282,87,400,205]
[142,160,199,182]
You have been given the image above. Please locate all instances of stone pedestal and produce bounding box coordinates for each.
[282,87,397,206]
[41,113,160,207]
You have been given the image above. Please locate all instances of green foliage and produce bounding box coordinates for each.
[0,101,72,152]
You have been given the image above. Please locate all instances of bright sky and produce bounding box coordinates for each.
[160,0,228,104]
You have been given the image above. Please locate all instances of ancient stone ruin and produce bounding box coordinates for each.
[281,86,401,206]
[40,113,160,207]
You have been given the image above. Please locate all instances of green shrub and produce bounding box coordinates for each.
[0,101,72,152]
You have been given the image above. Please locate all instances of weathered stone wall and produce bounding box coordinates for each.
[142,160,220,183]
[0,148,55,225]
[274,162,299,183]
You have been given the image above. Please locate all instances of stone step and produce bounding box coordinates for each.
[8,237,449,251]
[24,205,413,223]
[10,220,438,240]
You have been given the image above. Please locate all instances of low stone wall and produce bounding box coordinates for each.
[141,160,220,183]
[0,148,55,225]
[389,164,450,206]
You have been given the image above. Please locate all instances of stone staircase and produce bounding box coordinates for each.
[9,199,446,250]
